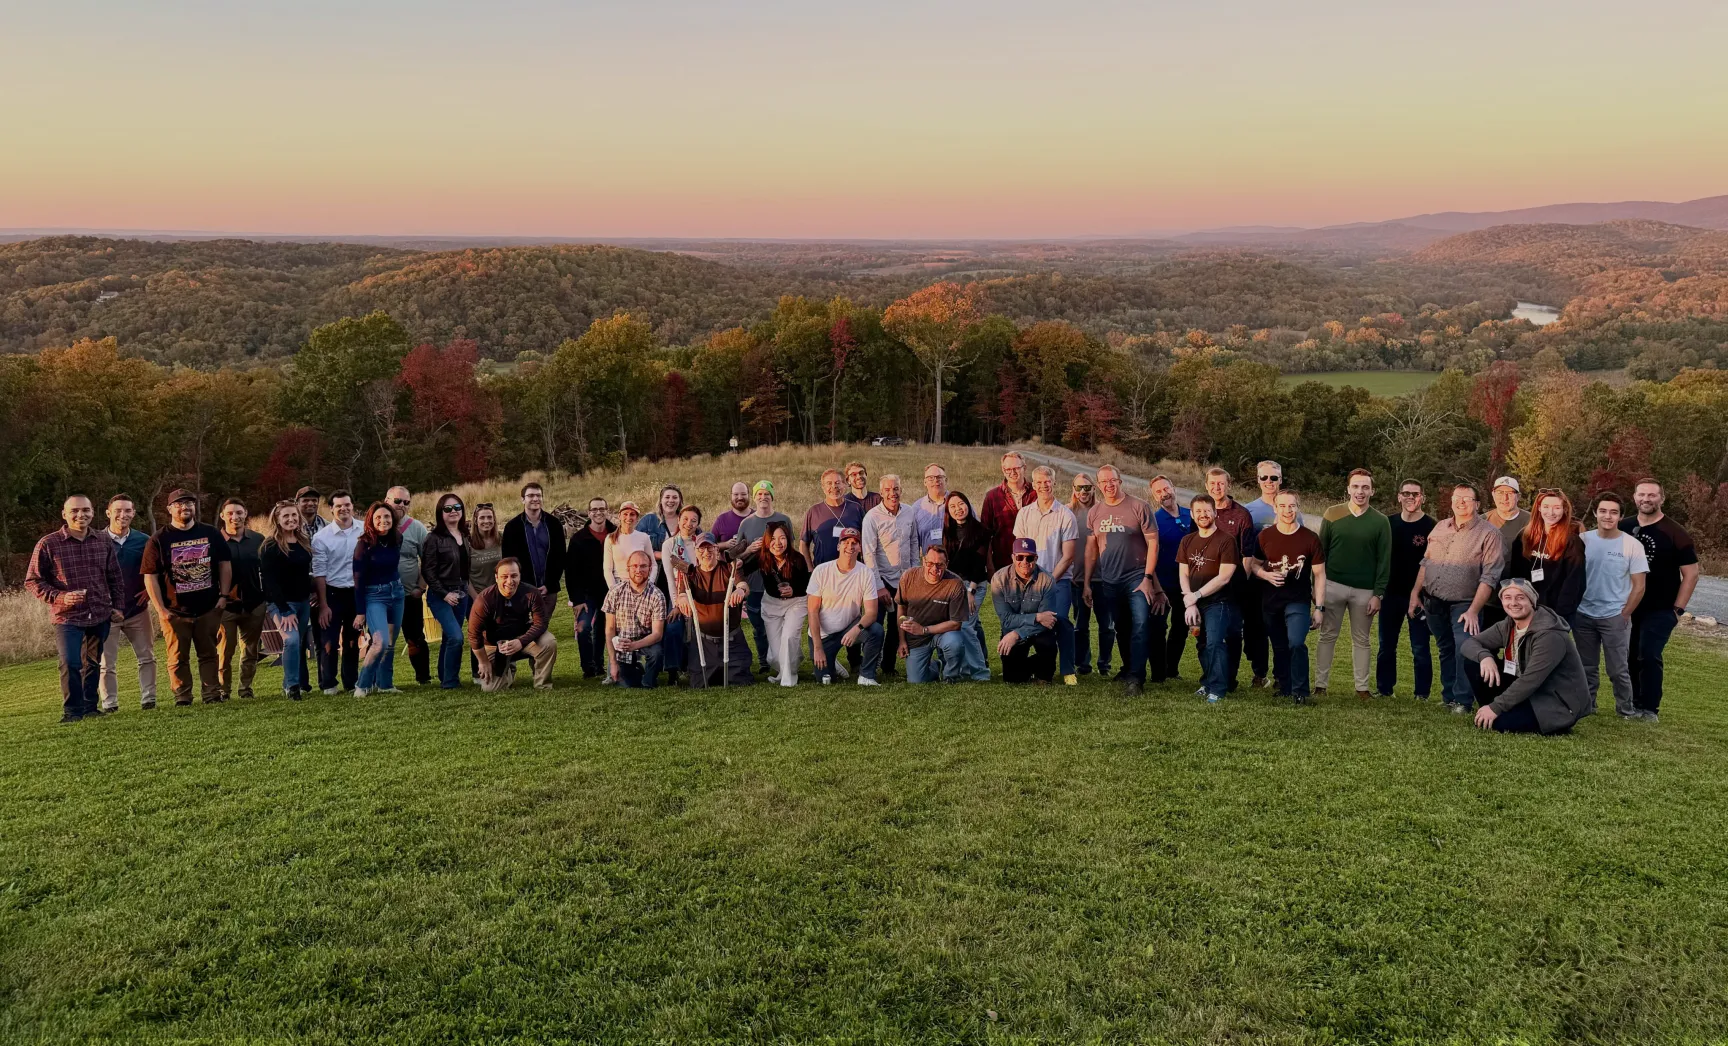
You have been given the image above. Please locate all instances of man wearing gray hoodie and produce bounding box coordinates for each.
[1460,578,1592,734]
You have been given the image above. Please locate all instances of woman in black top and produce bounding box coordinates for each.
[943,491,994,681]
[260,500,314,699]
[1508,489,1587,623]
[742,519,812,687]
[422,492,474,688]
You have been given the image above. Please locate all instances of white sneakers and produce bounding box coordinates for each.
[857,677,879,687]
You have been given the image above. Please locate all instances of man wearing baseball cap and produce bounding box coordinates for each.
[295,486,328,538]
[990,537,1057,684]
[806,526,884,685]
[140,489,233,705]
[679,534,754,687]
[1458,577,1591,733]
[1488,476,1530,558]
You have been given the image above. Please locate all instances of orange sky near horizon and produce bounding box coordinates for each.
[4,1,1725,238]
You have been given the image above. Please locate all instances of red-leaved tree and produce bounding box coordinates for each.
[1470,360,1520,479]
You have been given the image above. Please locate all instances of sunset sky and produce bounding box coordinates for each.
[4,0,1724,238]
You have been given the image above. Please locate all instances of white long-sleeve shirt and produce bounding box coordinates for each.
[861,503,918,587]
[603,529,658,591]
[310,519,361,587]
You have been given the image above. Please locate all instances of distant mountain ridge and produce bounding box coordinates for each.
[1178,194,1728,249]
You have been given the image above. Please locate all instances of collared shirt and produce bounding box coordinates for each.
[910,496,949,554]
[601,580,667,644]
[861,502,918,586]
[303,513,329,538]
[1153,505,1195,593]
[26,525,123,627]
[990,563,1054,640]
[981,482,1037,571]
[1421,514,1504,603]
[311,519,362,587]
[1013,499,1079,580]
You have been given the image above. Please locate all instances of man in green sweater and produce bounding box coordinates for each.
[1317,468,1392,699]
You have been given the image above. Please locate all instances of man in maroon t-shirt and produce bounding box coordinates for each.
[980,451,1036,575]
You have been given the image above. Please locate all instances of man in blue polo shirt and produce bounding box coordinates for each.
[1150,475,1195,681]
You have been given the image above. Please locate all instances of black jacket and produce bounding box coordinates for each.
[566,522,616,607]
[422,528,472,601]
[1506,533,1587,622]
[502,512,567,597]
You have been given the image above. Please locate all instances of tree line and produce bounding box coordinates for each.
[6,284,1728,583]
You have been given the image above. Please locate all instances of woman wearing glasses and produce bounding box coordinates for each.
[422,492,474,688]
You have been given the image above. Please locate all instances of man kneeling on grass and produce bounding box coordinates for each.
[807,527,884,686]
[992,538,1057,684]
[897,544,970,683]
[603,550,667,689]
[1458,578,1592,735]
[469,557,558,691]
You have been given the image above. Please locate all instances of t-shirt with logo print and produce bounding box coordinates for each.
[1087,495,1156,587]
[1620,516,1697,620]
[895,568,969,649]
[1388,513,1436,595]
[1255,525,1325,608]
[141,522,232,618]
[1177,529,1240,609]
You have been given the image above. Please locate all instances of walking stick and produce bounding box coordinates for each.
[722,559,734,688]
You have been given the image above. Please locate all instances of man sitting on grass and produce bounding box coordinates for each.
[1458,577,1592,734]
[468,557,558,692]
[992,538,1057,685]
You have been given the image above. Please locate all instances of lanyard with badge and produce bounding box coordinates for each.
[1503,626,1527,677]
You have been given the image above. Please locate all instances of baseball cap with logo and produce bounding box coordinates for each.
[618,500,641,514]
[1012,537,1038,557]
[1493,476,1521,494]
[838,527,862,543]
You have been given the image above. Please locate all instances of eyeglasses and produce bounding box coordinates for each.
[1399,490,1423,498]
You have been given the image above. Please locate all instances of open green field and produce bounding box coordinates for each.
[4,603,1727,1043]
[1279,371,1440,396]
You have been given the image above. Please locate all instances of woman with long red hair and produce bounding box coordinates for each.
[1507,489,1586,623]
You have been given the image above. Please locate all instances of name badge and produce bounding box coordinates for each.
[1530,567,1545,583]
[928,528,942,541]
[832,525,844,538]
[1502,657,1518,676]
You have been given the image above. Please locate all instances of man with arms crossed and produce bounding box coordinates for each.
[1316,468,1391,700]
[1620,479,1699,723]
[1408,484,1503,715]
[1575,492,1646,719]
[1082,464,1166,697]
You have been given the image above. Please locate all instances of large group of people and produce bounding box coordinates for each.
[25,453,1702,736]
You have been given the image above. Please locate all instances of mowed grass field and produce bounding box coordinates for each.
[4,445,1728,1042]
[1279,371,1440,396]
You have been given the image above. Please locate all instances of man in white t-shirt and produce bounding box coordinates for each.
[1576,491,1648,718]
[806,527,883,686]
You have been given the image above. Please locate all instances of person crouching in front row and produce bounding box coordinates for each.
[991,538,1057,684]
[602,550,667,688]
[468,556,558,691]
[1458,577,1592,734]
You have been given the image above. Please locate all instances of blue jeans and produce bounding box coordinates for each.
[1424,596,1476,708]
[960,580,992,681]
[1091,579,1150,683]
[615,641,664,688]
[427,592,471,688]
[573,602,605,676]
[1630,608,1681,713]
[1264,600,1313,698]
[1377,594,1432,698]
[1048,576,1076,677]
[56,621,111,718]
[1072,578,1107,673]
[746,590,770,670]
[663,614,687,673]
[275,602,313,691]
[357,581,404,690]
[819,621,884,682]
[1199,601,1238,697]
[905,630,967,683]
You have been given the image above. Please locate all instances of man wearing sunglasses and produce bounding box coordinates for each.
[992,538,1058,684]
[386,486,433,687]
[1378,480,1436,699]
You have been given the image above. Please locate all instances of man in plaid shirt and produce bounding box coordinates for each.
[26,495,125,723]
[602,550,667,689]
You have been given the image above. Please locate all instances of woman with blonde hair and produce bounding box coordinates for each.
[1507,488,1586,623]
[260,500,314,699]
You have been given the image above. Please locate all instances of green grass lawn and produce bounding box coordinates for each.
[3,602,1727,1044]
[1280,371,1440,396]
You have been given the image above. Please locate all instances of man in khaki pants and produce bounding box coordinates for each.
[216,497,268,700]
[141,489,234,705]
[100,493,158,711]
[468,558,559,691]
[1316,469,1391,699]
